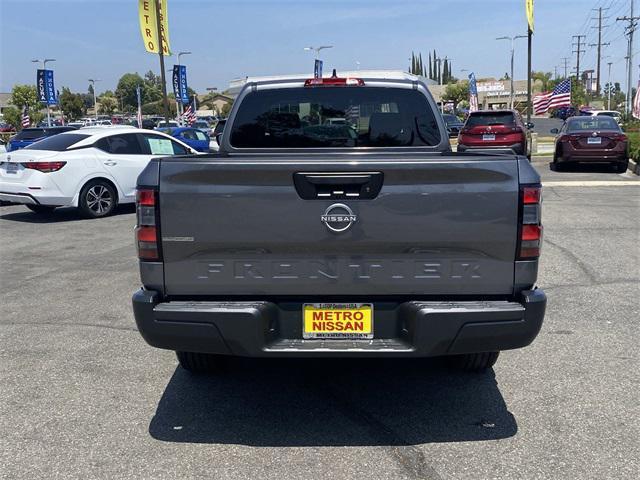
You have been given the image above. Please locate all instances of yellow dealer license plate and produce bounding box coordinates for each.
[303,303,373,339]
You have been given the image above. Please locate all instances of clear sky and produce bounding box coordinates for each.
[0,0,633,95]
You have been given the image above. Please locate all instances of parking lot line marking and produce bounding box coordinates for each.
[542,181,640,187]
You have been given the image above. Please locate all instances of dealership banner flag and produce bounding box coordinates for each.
[138,0,171,55]
[468,72,479,112]
[633,78,640,120]
[526,0,534,32]
[314,59,323,79]
[172,65,190,105]
[37,69,57,105]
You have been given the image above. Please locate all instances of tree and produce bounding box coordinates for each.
[532,71,553,92]
[59,87,85,120]
[115,72,145,110]
[220,102,233,117]
[98,96,118,115]
[9,85,44,128]
[10,84,40,111]
[429,52,433,80]
[2,106,21,130]
[571,81,588,107]
[442,58,449,84]
[144,70,163,89]
[88,83,94,96]
[442,81,470,112]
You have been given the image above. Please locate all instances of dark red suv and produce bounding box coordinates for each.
[458,110,532,158]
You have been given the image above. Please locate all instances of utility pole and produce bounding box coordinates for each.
[617,0,639,115]
[560,57,570,78]
[572,35,586,86]
[607,61,613,109]
[496,35,526,109]
[590,7,610,95]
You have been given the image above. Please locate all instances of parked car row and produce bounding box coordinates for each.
[0,126,199,217]
[447,109,628,173]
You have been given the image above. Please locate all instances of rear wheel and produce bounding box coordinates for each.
[78,179,117,218]
[176,351,226,373]
[26,204,56,214]
[613,161,628,174]
[448,351,500,372]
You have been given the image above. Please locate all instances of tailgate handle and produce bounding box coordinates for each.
[293,172,383,200]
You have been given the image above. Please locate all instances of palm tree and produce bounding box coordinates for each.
[532,71,554,92]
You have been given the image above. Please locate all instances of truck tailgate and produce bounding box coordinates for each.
[158,155,520,296]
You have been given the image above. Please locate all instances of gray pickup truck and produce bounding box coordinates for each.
[132,73,546,373]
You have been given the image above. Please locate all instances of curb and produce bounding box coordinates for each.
[629,159,640,175]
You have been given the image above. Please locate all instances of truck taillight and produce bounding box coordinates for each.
[135,188,161,261]
[518,185,542,259]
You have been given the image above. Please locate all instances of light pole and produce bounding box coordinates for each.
[496,35,526,109]
[88,78,100,120]
[32,58,56,126]
[176,51,191,124]
[304,45,333,60]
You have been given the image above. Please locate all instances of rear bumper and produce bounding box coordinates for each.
[0,182,72,206]
[558,152,628,163]
[132,289,546,357]
[0,192,38,205]
[458,142,525,155]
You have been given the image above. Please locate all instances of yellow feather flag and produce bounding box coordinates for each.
[526,0,534,32]
[139,0,171,55]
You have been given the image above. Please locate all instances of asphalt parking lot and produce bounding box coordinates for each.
[1,158,638,480]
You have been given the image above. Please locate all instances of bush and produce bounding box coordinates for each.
[626,131,640,162]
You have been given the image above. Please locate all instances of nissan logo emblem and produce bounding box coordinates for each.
[321,203,357,233]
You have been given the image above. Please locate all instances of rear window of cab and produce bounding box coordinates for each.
[465,112,516,127]
[229,87,441,148]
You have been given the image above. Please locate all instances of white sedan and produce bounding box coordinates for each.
[0,126,196,218]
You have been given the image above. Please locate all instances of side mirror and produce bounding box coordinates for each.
[550,128,559,134]
[527,122,534,129]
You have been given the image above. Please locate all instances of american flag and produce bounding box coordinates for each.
[21,105,30,128]
[468,72,479,112]
[181,102,197,125]
[633,78,640,120]
[533,79,571,115]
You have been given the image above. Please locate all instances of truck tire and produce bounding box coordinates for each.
[26,204,56,214]
[448,351,500,372]
[78,179,117,218]
[176,351,225,373]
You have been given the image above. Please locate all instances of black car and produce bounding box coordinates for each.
[442,114,464,138]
